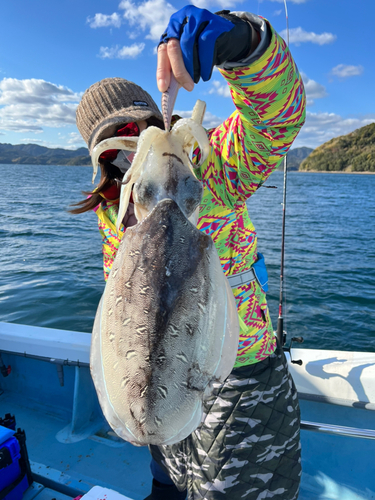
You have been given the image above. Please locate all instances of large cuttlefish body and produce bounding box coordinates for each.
[90,96,239,446]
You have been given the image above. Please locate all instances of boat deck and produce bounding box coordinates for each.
[1,327,375,500]
[3,388,375,500]
[23,483,72,500]
[1,390,151,500]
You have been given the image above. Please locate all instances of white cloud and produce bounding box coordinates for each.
[176,109,223,129]
[67,132,86,148]
[0,78,80,105]
[67,132,83,143]
[53,132,87,150]
[209,80,231,98]
[294,111,375,149]
[98,43,145,59]
[331,64,364,79]
[203,110,224,129]
[273,9,283,16]
[87,13,122,28]
[280,27,336,46]
[18,138,67,149]
[0,78,81,133]
[300,72,327,106]
[119,0,175,41]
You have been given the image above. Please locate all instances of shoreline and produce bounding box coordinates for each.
[1,164,374,174]
[297,170,375,175]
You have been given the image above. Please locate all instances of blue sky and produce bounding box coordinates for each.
[0,0,374,150]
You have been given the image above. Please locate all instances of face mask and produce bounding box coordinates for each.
[111,150,136,173]
[99,122,140,171]
[91,122,140,184]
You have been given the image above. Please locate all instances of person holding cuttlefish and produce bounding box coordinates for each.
[74,5,306,500]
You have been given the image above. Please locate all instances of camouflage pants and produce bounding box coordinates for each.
[150,342,301,499]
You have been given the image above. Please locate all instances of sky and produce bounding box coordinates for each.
[0,0,374,151]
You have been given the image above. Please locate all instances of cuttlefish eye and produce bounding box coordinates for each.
[134,173,202,219]
[136,179,157,206]
[115,105,209,234]
[180,176,203,216]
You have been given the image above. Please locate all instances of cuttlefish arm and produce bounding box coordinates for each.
[162,73,181,132]
[91,136,139,184]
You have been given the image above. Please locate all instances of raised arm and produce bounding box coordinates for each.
[157,6,306,208]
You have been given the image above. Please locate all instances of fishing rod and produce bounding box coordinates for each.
[274,2,304,361]
[276,0,289,347]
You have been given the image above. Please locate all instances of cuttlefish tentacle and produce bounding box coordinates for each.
[116,127,165,232]
[116,117,209,234]
[162,73,181,132]
[172,117,209,168]
[91,136,139,184]
[191,99,206,126]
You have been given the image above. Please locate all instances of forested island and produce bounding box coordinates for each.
[2,122,374,173]
[0,142,312,169]
[0,143,91,166]
[300,123,375,173]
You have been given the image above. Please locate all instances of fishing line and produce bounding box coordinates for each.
[276,0,289,346]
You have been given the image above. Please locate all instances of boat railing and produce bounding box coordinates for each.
[1,321,375,442]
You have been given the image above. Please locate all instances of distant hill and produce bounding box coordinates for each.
[300,123,375,173]
[0,142,314,169]
[282,147,313,171]
[0,143,91,166]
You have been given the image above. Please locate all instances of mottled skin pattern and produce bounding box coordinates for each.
[151,342,301,499]
[100,200,231,445]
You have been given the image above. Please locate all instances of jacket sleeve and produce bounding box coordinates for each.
[195,17,306,209]
[94,202,123,281]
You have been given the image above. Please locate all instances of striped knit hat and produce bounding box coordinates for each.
[76,77,163,154]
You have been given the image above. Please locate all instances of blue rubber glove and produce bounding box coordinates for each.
[159,5,253,83]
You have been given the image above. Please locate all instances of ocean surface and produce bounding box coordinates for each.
[0,164,374,352]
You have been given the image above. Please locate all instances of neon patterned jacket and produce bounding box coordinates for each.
[94,21,306,368]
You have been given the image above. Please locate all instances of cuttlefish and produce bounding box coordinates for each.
[90,77,239,446]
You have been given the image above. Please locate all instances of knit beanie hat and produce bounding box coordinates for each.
[76,77,163,154]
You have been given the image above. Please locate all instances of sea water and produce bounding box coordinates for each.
[0,165,374,352]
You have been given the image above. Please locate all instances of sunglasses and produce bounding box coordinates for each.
[99,122,140,162]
